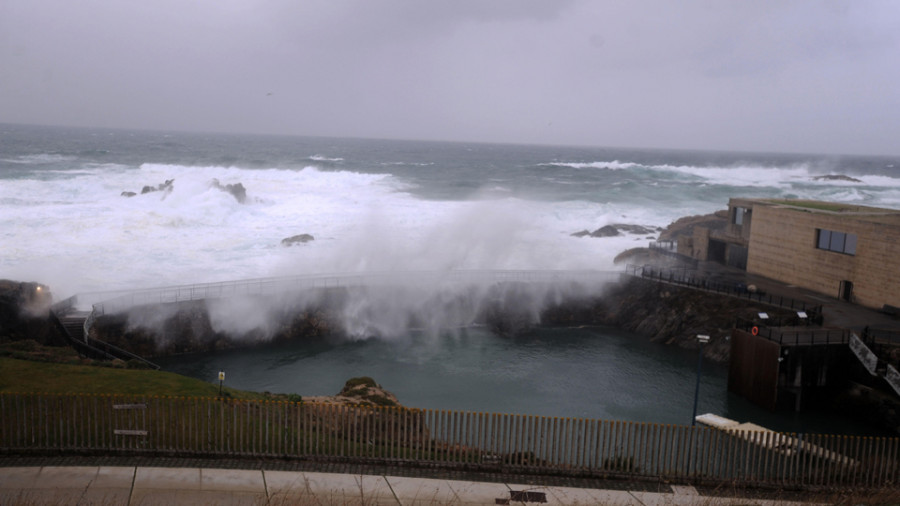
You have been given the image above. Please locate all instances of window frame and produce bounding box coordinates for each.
[816,228,857,256]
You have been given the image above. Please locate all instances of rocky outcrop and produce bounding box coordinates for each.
[282,234,315,246]
[572,224,662,238]
[541,276,796,362]
[142,179,174,195]
[302,377,430,448]
[813,174,862,183]
[121,179,249,203]
[120,179,175,197]
[306,377,400,407]
[210,179,247,203]
[89,293,340,358]
[86,276,792,363]
[657,211,728,242]
[0,280,59,346]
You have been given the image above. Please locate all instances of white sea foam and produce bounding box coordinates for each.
[551,159,900,191]
[0,162,638,299]
[0,153,77,164]
[308,155,344,162]
[544,160,639,170]
[5,150,896,305]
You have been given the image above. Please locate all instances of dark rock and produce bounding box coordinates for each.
[0,280,59,346]
[282,234,315,246]
[139,179,175,195]
[658,212,728,242]
[120,191,137,197]
[477,282,540,336]
[611,224,661,235]
[89,293,341,357]
[590,225,620,237]
[574,224,662,238]
[210,179,247,203]
[540,276,796,363]
[813,174,863,183]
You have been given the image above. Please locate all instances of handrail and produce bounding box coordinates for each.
[734,318,850,346]
[90,269,624,315]
[626,264,822,318]
[48,310,160,369]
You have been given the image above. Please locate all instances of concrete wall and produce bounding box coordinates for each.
[745,205,900,309]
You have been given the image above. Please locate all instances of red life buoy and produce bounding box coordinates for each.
[751,326,759,336]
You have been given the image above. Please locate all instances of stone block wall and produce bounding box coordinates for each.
[746,205,900,309]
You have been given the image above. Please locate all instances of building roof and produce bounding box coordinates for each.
[729,198,900,226]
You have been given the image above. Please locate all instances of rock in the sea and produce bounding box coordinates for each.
[128,179,175,196]
[813,174,862,183]
[574,224,662,238]
[210,179,247,203]
[282,234,315,246]
[590,225,620,237]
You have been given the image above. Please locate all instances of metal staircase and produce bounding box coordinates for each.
[49,307,160,370]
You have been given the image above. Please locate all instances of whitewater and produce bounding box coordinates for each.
[7,124,900,432]
[3,124,900,300]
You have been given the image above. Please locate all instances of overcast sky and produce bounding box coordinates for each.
[2,1,899,156]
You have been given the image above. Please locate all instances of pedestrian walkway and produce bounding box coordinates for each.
[0,465,822,505]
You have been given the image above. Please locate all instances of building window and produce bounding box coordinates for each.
[816,229,857,255]
[733,207,747,225]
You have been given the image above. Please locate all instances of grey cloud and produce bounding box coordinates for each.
[1,0,899,155]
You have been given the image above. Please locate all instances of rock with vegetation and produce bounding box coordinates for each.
[303,377,432,448]
[540,276,797,362]
[0,280,59,346]
[308,377,400,407]
[657,211,728,242]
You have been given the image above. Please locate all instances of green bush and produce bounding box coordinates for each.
[344,377,377,389]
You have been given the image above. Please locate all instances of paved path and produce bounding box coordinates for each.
[0,465,821,505]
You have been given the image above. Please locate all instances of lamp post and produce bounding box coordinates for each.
[691,335,710,426]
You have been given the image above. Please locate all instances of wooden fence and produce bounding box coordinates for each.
[1,393,897,490]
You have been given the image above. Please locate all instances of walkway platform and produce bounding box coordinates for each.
[0,464,821,505]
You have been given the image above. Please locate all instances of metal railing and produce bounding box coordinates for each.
[734,319,850,347]
[627,264,822,318]
[47,311,160,370]
[90,270,624,315]
[1,393,896,490]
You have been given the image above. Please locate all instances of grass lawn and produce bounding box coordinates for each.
[0,355,269,398]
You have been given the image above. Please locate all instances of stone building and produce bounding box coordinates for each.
[681,198,900,310]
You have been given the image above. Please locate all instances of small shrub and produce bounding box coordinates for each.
[344,377,377,389]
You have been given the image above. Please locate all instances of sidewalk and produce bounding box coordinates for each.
[0,465,819,505]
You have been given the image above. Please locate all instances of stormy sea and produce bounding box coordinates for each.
[3,123,899,434]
